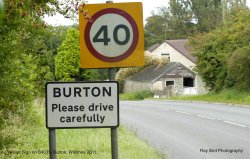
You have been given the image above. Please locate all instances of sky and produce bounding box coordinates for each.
[44,0,250,26]
[44,0,168,26]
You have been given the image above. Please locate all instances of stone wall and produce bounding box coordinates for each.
[195,74,208,94]
[123,80,152,93]
[152,77,184,97]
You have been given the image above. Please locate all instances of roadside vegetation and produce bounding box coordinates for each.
[0,100,164,159]
[120,90,154,101]
[173,6,250,105]
[190,8,250,92]
[169,90,250,106]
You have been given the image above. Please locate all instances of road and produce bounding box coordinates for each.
[120,100,250,159]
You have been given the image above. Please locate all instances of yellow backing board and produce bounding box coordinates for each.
[79,2,144,68]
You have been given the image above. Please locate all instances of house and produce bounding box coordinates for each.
[124,39,207,97]
[147,39,196,70]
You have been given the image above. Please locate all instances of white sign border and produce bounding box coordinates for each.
[45,81,119,129]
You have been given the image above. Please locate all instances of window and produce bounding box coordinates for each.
[166,80,174,86]
[161,53,170,61]
[183,77,194,87]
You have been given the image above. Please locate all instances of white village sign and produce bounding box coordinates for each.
[46,82,119,129]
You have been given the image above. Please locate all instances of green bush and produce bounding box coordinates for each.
[190,8,250,91]
[120,90,153,100]
[228,47,250,91]
[170,89,250,105]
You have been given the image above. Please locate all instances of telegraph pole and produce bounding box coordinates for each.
[221,0,226,24]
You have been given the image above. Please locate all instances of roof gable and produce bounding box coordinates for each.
[147,39,196,63]
[152,62,195,82]
[147,44,160,52]
[165,39,196,63]
[129,63,175,82]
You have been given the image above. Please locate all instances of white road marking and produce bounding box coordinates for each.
[197,115,215,120]
[175,110,192,115]
[152,107,249,129]
[223,121,247,128]
[153,107,166,110]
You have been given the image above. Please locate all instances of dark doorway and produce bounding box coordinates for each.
[183,77,194,87]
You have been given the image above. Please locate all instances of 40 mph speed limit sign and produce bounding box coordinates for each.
[79,2,144,68]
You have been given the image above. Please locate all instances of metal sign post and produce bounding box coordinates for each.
[106,0,118,156]
[109,68,119,159]
[49,129,56,159]
[105,3,118,158]
[111,126,118,159]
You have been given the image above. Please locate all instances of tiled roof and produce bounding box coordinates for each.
[165,39,196,63]
[129,62,178,82]
[128,62,195,82]
[147,39,197,63]
[147,44,160,52]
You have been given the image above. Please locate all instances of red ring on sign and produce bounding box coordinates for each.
[84,8,139,63]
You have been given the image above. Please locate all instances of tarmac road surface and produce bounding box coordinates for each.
[120,100,250,159]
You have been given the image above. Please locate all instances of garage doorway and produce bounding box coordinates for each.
[183,77,194,87]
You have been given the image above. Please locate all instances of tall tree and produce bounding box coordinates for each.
[228,47,250,91]
[0,0,56,108]
[144,14,166,47]
[190,0,222,31]
[55,28,81,81]
[0,0,61,150]
[144,0,248,48]
[168,0,195,36]
[144,0,197,48]
[0,0,3,22]
[189,7,250,91]
[55,28,108,82]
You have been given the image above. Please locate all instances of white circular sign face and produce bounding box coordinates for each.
[85,8,139,62]
[90,14,133,57]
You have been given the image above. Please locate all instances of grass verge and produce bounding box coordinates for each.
[169,89,250,106]
[1,100,165,159]
[120,90,153,101]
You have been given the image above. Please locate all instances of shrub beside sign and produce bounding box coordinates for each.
[46,82,119,129]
